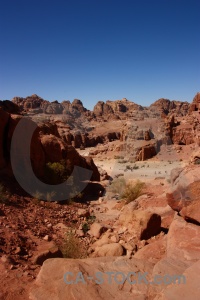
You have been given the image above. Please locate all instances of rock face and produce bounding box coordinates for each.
[156,260,200,300]
[0,110,100,192]
[189,92,200,112]
[91,243,124,257]
[150,98,190,117]
[167,165,200,223]
[166,215,200,263]
[12,94,46,111]
[12,95,89,117]
[30,257,154,300]
[118,205,161,240]
[0,100,21,114]
[137,144,157,161]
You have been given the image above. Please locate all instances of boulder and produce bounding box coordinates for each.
[167,166,200,221]
[88,222,107,239]
[134,236,167,264]
[155,260,200,300]
[91,243,124,257]
[166,215,200,263]
[118,207,161,240]
[30,257,154,300]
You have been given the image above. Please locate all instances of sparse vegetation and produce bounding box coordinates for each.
[46,191,56,202]
[45,160,70,185]
[114,155,124,159]
[43,160,84,202]
[82,223,90,233]
[132,164,139,170]
[125,164,139,171]
[122,180,145,203]
[33,190,44,201]
[109,178,145,203]
[194,159,200,165]
[0,184,9,204]
[109,177,126,197]
[118,159,128,164]
[126,165,132,170]
[61,230,87,259]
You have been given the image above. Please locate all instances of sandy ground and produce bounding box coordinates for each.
[78,143,188,184]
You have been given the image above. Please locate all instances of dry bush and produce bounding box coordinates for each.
[61,230,87,259]
[122,180,145,203]
[109,177,126,197]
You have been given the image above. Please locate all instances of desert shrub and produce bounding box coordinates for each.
[118,160,128,164]
[126,165,132,170]
[194,159,200,165]
[44,160,69,185]
[0,184,9,203]
[61,230,87,259]
[82,215,96,234]
[132,164,139,170]
[109,177,126,197]
[129,159,136,163]
[122,180,145,203]
[43,160,85,202]
[33,190,44,201]
[82,222,90,234]
[46,191,56,202]
[114,155,124,159]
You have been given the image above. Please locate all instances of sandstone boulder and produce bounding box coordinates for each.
[88,222,107,239]
[91,243,124,257]
[155,260,200,300]
[166,215,200,263]
[118,206,161,240]
[30,256,154,300]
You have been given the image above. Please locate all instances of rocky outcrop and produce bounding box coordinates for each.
[150,98,190,117]
[93,98,143,120]
[166,165,200,223]
[189,92,200,112]
[136,144,157,161]
[30,256,154,300]
[117,204,161,240]
[0,100,21,114]
[0,110,100,191]
[12,94,46,112]
[166,215,200,262]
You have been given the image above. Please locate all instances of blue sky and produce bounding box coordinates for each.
[0,0,199,110]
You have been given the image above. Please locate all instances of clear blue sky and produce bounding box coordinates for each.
[0,0,199,110]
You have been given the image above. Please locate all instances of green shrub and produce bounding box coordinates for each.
[44,160,70,185]
[82,223,90,234]
[122,180,145,203]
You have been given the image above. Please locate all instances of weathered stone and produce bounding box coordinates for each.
[91,243,124,257]
[30,257,154,300]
